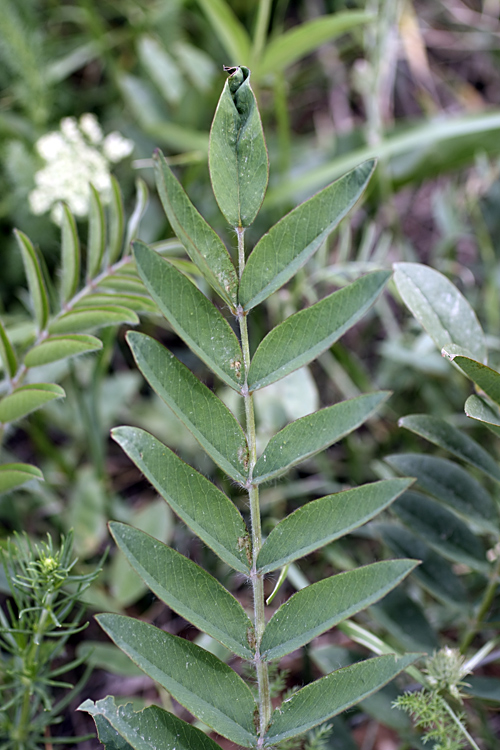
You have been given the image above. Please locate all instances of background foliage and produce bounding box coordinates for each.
[2,1,500,748]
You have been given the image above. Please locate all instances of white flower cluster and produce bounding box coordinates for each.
[29,114,134,224]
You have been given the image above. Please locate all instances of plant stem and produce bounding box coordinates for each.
[236,227,271,744]
[460,553,500,653]
[441,697,482,750]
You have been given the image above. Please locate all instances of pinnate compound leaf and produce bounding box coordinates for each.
[111,427,250,573]
[261,560,417,661]
[209,66,268,228]
[443,348,500,406]
[80,696,223,750]
[239,160,376,311]
[258,478,413,573]
[392,491,489,573]
[0,383,65,424]
[386,453,497,529]
[87,185,106,279]
[0,320,17,378]
[24,334,103,367]
[393,262,487,364]
[14,229,49,331]
[110,523,254,658]
[265,653,418,745]
[108,176,125,264]
[465,394,500,437]
[399,413,500,483]
[258,11,372,75]
[133,242,242,389]
[60,204,80,303]
[154,152,238,307]
[0,463,43,494]
[248,270,390,391]
[49,306,139,334]
[253,392,389,484]
[97,614,257,747]
[126,332,249,483]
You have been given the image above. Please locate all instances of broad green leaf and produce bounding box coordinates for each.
[74,293,157,313]
[108,176,125,264]
[112,426,250,573]
[377,523,466,606]
[87,185,106,279]
[393,262,487,364]
[265,653,418,744]
[194,0,251,63]
[49,306,139,334]
[209,66,268,228]
[0,383,65,424]
[248,270,390,391]
[371,588,439,653]
[0,320,17,378]
[133,242,242,389]
[386,453,497,529]
[258,11,371,76]
[0,463,43,494]
[253,392,389,484]
[138,36,184,106]
[399,414,500,483]
[60,204,80,303]
[126,332,249,482]
[110,523,254,658]
[261,560,416,661]
[154,152,238,307]
[239,160,376,311]
[392,491,489,572]
[97,614,256,747]
[80,696,223,750]
[444,349,500,406]
[99,275,146,294]
[125,178,149,250]
[14,229,49,331]
[89,710,134,750]
[464,677,500,702]
[465,394,500,437]
[24,334,103,367]
[258,478,413,573]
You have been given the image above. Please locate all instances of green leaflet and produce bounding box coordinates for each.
[386,453,497,529]
[377,523,466,606]
[265,653,418,744]
[108,175,125,264]
[248,270,390,391]
[59,204,80,304]
[253,392,389,484]
[260,560,417,661]
[24,334,103,367]
[79,696,223,750]
[393,262,487,365]
[154,152,238,307]
[392,491,489,573]
[0,383,65,424]
[49,306,139,334]
[399,413,500,483]
[0,463,43,495]
[258,478,413,573]
[465,394,500,437]
[97,615,257,747]
[133,241,242,389]
[74,293,157,313]
[111,426,250,572]
[194,0,251,63]
[110,522,254,658]
[14,229,49,332]
[239,160,376,311]
[87,185,105,279]
[126,332,249,482]
[444,348,500,406]
[209,66,268,228]
[0,320,17,378]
